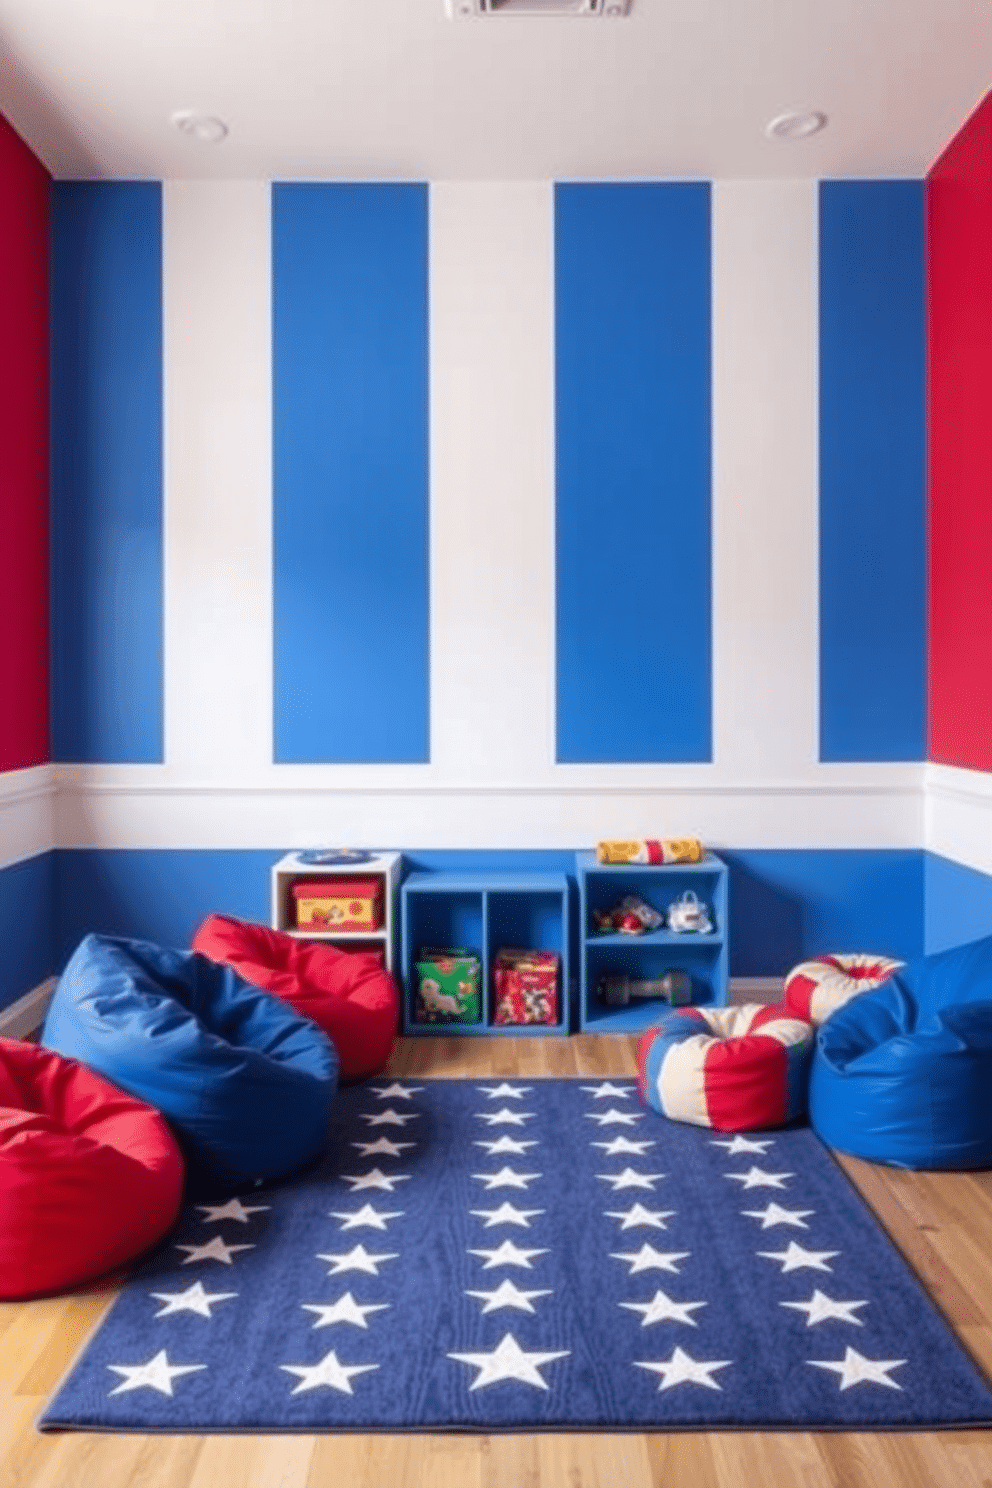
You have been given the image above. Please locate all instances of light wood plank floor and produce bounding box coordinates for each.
[4,1034,992,1488]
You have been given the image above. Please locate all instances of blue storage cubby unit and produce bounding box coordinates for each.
[576,851,728,1033]
[401,872,571,1036]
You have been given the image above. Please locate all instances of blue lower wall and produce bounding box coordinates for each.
[0,847,978,1007]
[49,846,932,981]
[0,853,55,1013]
[925,854,992,955]
[53,850,277,967]
[724,849,925,974]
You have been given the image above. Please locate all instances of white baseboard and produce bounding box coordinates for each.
[0,977,56,1040]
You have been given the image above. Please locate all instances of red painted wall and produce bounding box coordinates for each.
[0,113,49,773]
[927,91,992,773]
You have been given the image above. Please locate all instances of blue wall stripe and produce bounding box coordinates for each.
[554,183,712,763]
[818,181,926,762]
[0,853,54,1012]
[50,182,164,763]
[272,184,430,763]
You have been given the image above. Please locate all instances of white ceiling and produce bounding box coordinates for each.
[0,0,990,182]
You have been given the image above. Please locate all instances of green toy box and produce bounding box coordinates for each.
[414,947,481,1024]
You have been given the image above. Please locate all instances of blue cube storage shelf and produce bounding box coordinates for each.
[576,850,729,1033]
[401,872,571,1036]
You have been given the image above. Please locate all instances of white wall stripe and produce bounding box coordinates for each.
[162,180,273,779]
[428,181,556,782]
[711,180,820,778]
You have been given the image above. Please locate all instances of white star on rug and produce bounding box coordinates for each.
[350,1136,415,1158]
[107,1350,207,1397]
[605,1203,675,1231]
[596,1167,665,1192]
[472,1167,542,1190]
[175,1235,254,1266]
[741,1202,814,1230]
[329,1203,404,1231]
[317,1244,399,1276]
[301,1293,390,1330]
[474,1136,539,1156]
[370,1083,422,1100]
[782,1290,869,1327]
[470,1202,544,1228]
[758,1241,839,1274]
[149,1282,237,1319]
[478,1083,532,1099]
[635,1347,731,1391]
[338,1168,412,1193]
[620,1289,707,1328]
[724,1166,794,1190]
[360,1108,418,1127]
[709,1135,774,1155]
[195,1198,269,1225]
[610,1244,690,1275]
[281,1349,380,1395]
[591,1136,656,1156]
[474,1107,534,1127]
[585,1108,643,1127]
[449,1333,569,1391]
[808,1346,905,1390]
[468,1239,549,1270]
[581,1082,635,1099]
[465,1279,554,1314]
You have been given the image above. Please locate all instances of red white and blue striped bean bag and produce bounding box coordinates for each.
[783,953,903,1026]
[637,1003,815,1132]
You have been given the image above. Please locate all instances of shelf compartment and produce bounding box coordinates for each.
[401,872,570,1037]
[582,870,722,939]
[270,851,402,974]
[576,850,728,1034]
[581,941,723,1033]
[404,890,484,965]
[487,890,565,959]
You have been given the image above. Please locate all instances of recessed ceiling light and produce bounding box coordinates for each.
[446,0,629,15]
[170,110,229,144]
[765,110,828,142]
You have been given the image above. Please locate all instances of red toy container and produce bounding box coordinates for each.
[492,947,560,1026]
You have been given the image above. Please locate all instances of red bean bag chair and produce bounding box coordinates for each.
[0,1038,184,1300]
[192,915,399,1081]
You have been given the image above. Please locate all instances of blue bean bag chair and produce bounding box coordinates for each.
[809,933,992,1169]
[41,934,339,1194]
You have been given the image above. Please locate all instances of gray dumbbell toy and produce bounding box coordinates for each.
[596,971,692,1008]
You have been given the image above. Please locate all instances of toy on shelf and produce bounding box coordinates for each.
[666,890,713,934]
[596,839,704,866]
[492,948,559,1026]
[414,948,481,1024]
[292,878,383,931]
[597,970,691,1008]
[592,895,665,935]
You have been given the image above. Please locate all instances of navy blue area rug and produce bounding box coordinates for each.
[39,1078,992,1433]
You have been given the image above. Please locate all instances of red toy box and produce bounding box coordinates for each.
[492,947,560,1026]
[292,879,383,932]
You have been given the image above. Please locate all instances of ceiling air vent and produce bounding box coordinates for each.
[447,0,630,16]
